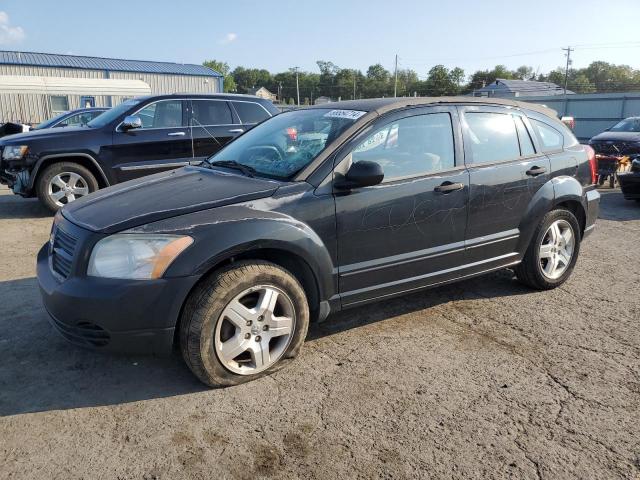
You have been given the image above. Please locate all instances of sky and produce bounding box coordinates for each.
[1,0,640,78]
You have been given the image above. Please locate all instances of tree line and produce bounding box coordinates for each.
[203,59,640,103]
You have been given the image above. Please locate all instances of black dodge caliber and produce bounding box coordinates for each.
[38,97,600,387]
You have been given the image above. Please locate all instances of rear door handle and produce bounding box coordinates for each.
[167,131,186,137]
[526,166,547,176]
[434,182,464,193]
[228,128,244,133]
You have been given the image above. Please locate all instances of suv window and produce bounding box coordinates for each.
[62,111,102,127]
[351,113,455,182]
[136,100,183,128]
[515,116,535,156]
[530,119,563,152]
[191,100,233,126]
[465,112,520,164]
[233,101,270,124]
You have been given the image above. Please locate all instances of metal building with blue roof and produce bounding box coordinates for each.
[0,51,224,124]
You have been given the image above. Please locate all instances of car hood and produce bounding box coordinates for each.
[62,166,281,234]
[0,126,89,144]
[590,131,640,143]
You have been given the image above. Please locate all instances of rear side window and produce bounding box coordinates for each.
[530,119,563,152]
[233,102,270,124]
[190,100,233,126]
[350,112,455,182]
[464,112,520,164]
[515,116,535,156]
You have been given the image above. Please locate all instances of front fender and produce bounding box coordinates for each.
[129,204,336,302]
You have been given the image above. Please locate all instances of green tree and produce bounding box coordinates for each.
[203,60,236,93]
[424,65,458,96]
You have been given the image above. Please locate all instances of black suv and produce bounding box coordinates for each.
[37,97,600,387]
[0,94,279,211]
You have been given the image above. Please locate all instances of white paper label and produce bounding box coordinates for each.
[323,109,367,120]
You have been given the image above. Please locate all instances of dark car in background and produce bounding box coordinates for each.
[33,107,109,130]
[0,94,279,211]
[37,97,600,387]
[589,117,640,189]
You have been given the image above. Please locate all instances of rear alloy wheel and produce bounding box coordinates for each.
[515,208,581,290]
[36,162,98,212]
[180,261,309,387]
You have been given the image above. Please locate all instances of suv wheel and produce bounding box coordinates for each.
[36,162,98,212]
[515,208,581,290]
[180,261,310,387]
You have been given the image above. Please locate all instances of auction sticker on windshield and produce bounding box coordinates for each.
[323,109,366,120]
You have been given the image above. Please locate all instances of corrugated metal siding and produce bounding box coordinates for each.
[520,92,640,141]
[0,51,222,77]
[0,65,220,123]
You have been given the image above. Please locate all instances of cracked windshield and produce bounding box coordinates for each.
[207,108,365,178]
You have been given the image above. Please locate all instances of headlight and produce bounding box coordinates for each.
[2,145,29,160]
[88,234,193,279]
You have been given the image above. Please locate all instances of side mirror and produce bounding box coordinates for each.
[336,160,384,189]
[121,115,142,131]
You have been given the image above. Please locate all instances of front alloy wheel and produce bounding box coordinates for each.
[215,285,295,375]
[48,172,89,206]
[36,162,98,212]
[180,261,310,387]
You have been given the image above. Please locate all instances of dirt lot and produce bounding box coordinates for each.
[0,185,638,480]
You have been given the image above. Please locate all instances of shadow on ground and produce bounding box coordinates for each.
[0,271,530,417]
[0,189,51,220]
[597,187,640,221]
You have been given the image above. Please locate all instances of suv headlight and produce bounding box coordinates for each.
[2,145,29,161]
[88,234,193,279]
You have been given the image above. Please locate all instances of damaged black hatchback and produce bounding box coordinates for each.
[38,97,600,387]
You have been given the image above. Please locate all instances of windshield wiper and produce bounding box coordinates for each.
[209,160,256,177]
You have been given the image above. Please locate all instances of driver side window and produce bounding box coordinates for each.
[135,100,184,129]
[351,113,455,182]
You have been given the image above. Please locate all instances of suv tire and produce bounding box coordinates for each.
[515,208,581,290]
[180,261,310,387]
[36,162,98,212]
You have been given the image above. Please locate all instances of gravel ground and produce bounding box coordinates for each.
[0,186,638,480]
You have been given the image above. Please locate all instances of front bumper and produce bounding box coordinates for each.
[617,172,640,200]
[583,187,600,238]
[37,244,200,355]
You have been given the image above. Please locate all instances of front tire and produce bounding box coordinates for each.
[515,209,581,290]
[180,261,310,387]
[36,162,98,212]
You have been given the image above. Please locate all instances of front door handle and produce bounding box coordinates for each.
[228,128,244,133]
[526,166,547,176]
[434,182,464,193]
[167,131,186,137]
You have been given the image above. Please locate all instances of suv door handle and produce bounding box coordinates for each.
[167,131,186,137]
[526,166,547,176]
[434,182,464,193]
[228,128,244,133]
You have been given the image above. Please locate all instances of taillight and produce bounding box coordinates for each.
[585,145,597,185]
[286,127,297,142]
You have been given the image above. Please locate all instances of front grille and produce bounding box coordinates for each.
[591,141,640,156]
[51,227,77,278]
[50,317,110,347]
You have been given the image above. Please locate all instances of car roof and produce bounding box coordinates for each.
[133,93,271,104]
[307,96,558,119]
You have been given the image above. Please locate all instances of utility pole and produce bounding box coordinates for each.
[353,71,356,100]
[293,67,301,106]
[393,54,399,97]
[562,46,574,95]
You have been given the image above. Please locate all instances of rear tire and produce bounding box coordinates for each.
[36,162,98,212]
[180,261,310,387]
[515,208,581,290]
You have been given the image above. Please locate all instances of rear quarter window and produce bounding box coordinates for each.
[233,102,271,124]
[530,119,564,152]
